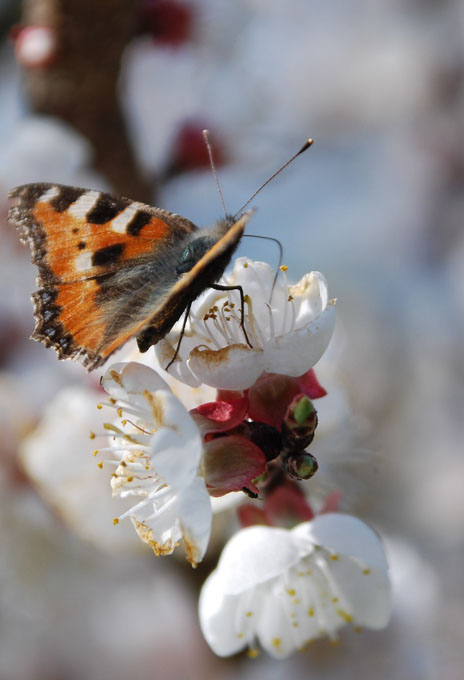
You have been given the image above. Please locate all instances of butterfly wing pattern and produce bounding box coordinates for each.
[9,183,250,370]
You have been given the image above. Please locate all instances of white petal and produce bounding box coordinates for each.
[130,494,182,556]
[187,344,265,390]
[150,424,203,490]
[199,572,246,657]
[178,477,212,566]
[254,588,297,658]
[291,270,329,323]
[155,339,203,387]
[102,361,169,397]
[102,362,171,417]
[215,526,300,595]
[320,556,391,628]
[293,513,389,571]
[263,304,336,376]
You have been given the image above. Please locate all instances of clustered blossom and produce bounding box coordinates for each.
[82,258,391,657]
[155,258,335,390]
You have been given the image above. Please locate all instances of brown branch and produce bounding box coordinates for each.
[20,0,153,203]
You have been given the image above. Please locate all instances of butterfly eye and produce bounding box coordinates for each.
[176,237,213,275]
[177,245,196,274]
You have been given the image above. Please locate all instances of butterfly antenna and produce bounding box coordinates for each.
[203,129,228,219]
[234,138,313,218]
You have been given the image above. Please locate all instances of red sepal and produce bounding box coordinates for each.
[190,397,248,434]
[296,368,327,399]
[203,435,266,497]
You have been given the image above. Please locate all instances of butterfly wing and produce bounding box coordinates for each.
[9,183,198,369]
[135,212,251,352]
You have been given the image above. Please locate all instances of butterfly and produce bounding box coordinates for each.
[8,182,251,370]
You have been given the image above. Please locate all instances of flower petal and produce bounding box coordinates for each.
[188,344,265,390]
[178,477,212,567]
[215,525,300,595]
[263,304,336,376]
[199,571,246,657]
[293,513,389,571]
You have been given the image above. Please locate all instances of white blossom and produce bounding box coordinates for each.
[199,513,391,658]
[19,386,141,553]
[101,362,212,566]
[155,258,335,390]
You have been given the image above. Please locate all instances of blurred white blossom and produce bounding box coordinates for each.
[199,513,391,658]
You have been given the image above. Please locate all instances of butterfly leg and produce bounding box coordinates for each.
[165,301,193,372]
[210,284,252,348]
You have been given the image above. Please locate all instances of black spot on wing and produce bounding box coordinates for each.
[50,187,86,213]
[19,184,47,205]
[94,271,116,286]
[86,195,130,224]
[77,241,86,250]
[127,210,152,236]
[91,243,125,267]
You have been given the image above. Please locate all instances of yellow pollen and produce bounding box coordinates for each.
[113,518,119,525]
[127,476,133,482]
[109,397,116,404]
[247,648,260,659]
[362,568,371,575]
[330,554,339,561]
[246,611,253,617]
[336,609,353,623]
[97,403,102,410]
[307,607,315,617]
[93,449,98,456]
[121,419,127,426]
[272,638,282,649]
[97,461,103,469]
[288,295,294,301]
[332,597,339,603]
[237,632,244,639]
[293,598,301,605]
[117,408,123,417]
[292,622,299,628]
[243,262,249,268]
[287,588,296,596]
[280,265,288,271]
[89,431,96,439]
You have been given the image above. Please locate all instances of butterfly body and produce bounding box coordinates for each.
[9,183,250,370]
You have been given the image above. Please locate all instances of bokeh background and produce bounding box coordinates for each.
[0,1,463,678]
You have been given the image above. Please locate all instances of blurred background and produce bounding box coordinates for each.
[0,0,463,678]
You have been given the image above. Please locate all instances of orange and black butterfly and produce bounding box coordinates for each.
[9,183,250,370]
[8,138,311,371]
